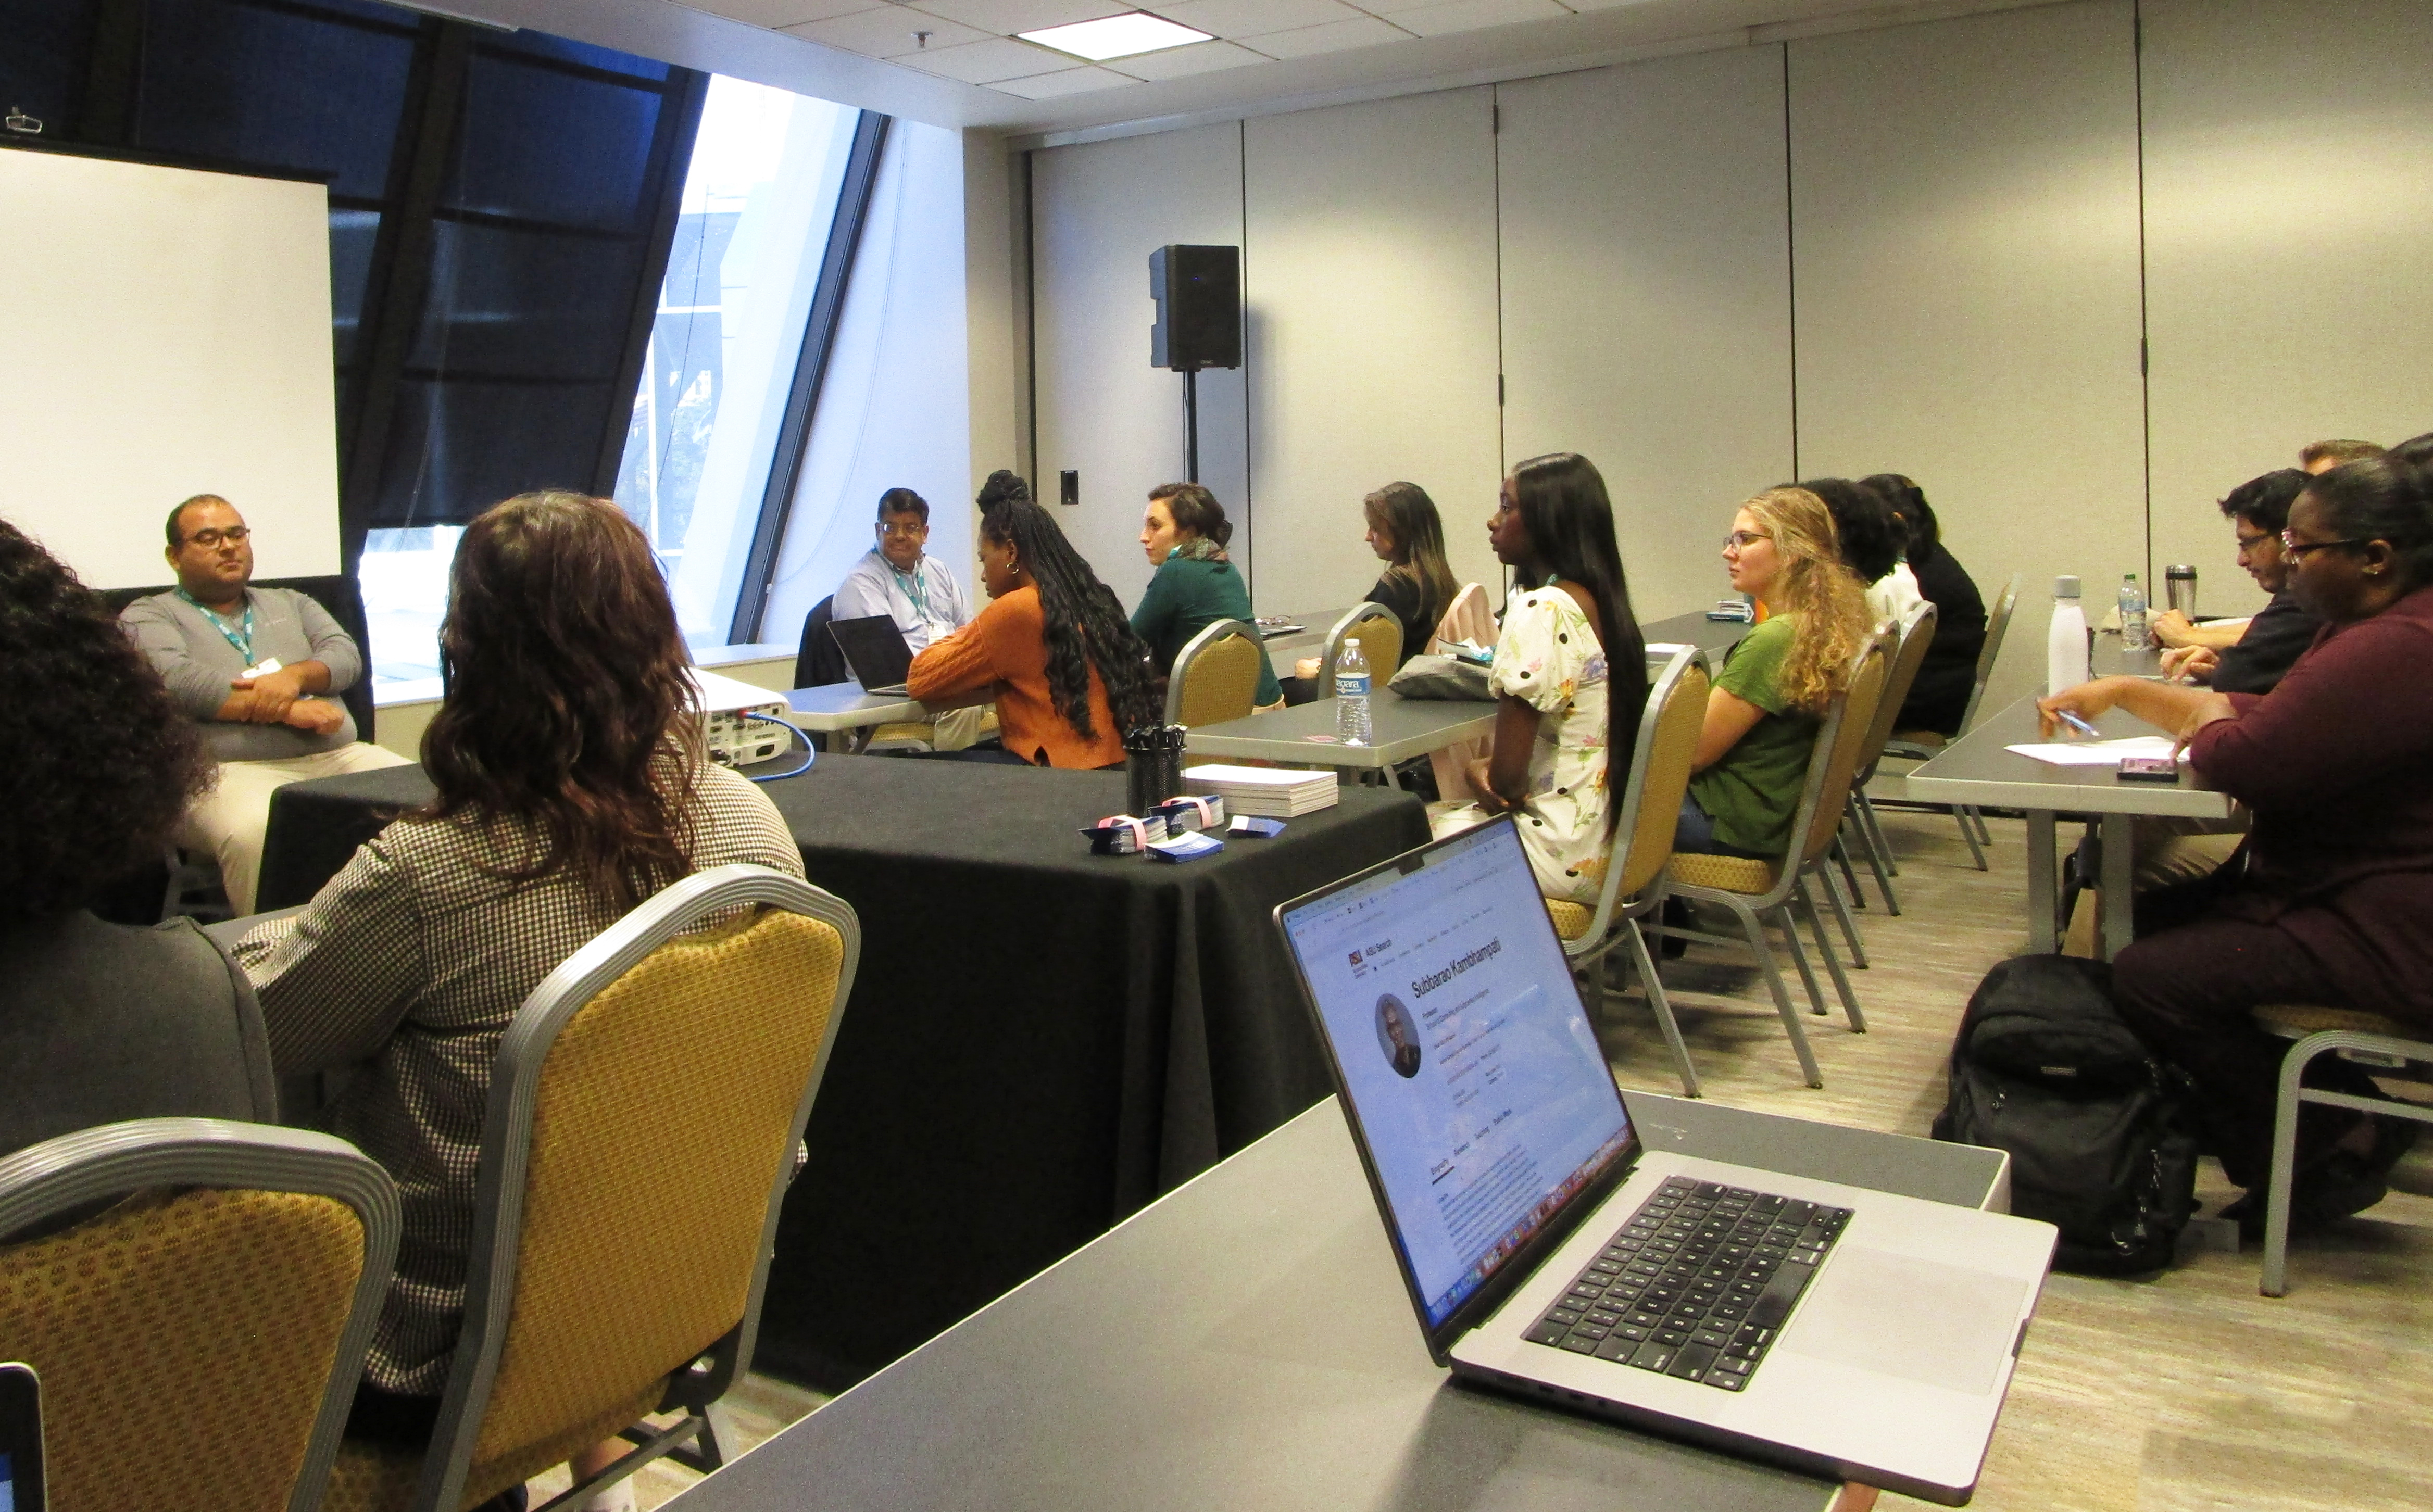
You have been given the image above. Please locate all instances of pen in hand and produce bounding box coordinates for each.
[2054,709,2102,739]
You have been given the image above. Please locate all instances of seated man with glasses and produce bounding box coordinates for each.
[121,493,408,914]
[2153,468,2323,694]
[833,486,988,750]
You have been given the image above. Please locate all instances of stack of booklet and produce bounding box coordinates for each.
[1183,763,1338,817]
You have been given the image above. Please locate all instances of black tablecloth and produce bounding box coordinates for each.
[252,755,1428,1390]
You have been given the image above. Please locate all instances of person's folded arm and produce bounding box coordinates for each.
[1130,568,1181,668]
[1693,688,1766,771]
[231,840,423,1075]
[907,612,1002,701]
[122,601,249,720]
[1467,696,1546,813]
[294,594,360,692]
[2187,620,2433,809]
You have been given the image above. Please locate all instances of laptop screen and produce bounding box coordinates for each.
[2,1450,15,1512]
[1281,820,1634,1328]
[827,615,914,689]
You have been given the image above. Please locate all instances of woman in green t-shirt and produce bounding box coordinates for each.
[1678,486,1873,859]
[1131,482,1283,709]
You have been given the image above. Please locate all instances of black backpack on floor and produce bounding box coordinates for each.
[1930,955,2200,1276]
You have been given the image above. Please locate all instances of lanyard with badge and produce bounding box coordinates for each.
[891,559,948,634]
[177,587,282,679]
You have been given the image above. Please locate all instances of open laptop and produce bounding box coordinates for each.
[826,614,915,696]
[1274,820,2056,1505]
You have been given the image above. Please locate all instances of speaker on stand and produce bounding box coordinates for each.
[1149,244,1240,483]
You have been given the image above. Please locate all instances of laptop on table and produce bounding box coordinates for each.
[1274,820,2055,1505]
[826,614,916,697]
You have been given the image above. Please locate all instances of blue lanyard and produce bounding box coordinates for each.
[177,588,256,664]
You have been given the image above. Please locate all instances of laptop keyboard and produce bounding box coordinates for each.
[1523,1176,1850,1391]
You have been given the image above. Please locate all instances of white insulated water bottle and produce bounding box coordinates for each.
[2048,575,2090,694]
[1335,638,1372,746]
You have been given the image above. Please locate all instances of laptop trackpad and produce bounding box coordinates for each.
[1779,1247,2026,1396]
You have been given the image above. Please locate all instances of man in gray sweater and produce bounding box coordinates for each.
[122,494,409,912]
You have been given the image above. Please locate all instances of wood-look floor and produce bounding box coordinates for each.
[584,809,2432,1510]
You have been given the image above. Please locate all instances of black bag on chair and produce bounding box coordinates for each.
[1930,955,2200,1276]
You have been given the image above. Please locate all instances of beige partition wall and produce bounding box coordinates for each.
[2142,0,2433,619]
[1499,46,1795,625]
[1243,87,1504,618]
[1789,0,2147,709]
[1031,122,1248,608]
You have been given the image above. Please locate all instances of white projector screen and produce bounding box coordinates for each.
[0,146,340,589]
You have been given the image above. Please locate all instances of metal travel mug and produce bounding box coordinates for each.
[1124,728,1163,816]
[2165,564,2198,620]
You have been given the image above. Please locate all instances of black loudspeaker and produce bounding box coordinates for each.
[1150,244,1240,372]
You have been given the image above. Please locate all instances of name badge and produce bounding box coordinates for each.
[242,657,283,679]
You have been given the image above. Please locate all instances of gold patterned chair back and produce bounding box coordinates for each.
[1167,618,1264,727]
[0,1120,398,1512]
[1797,628,1893,871]
[1323,603,1402,693]
[1614,654,1711,903]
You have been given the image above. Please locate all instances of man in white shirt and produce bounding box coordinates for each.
[122,494,410,913]
[831,488,988,750]
[833,488,971,652]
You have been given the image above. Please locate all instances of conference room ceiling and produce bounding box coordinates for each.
[426,0,2047,135]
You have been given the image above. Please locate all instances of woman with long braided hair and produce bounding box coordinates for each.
[910,496,1159,766]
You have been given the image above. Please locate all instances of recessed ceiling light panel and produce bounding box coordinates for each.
[1018,12,1213,60]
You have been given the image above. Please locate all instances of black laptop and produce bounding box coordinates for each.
[826,614,915,696]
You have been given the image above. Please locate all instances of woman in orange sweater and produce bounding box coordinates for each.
[908,496,1159,768]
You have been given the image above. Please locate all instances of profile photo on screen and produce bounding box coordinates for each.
[1375,992,1423,1079]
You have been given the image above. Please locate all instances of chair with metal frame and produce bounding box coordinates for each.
[0,1117,400,1512]
[1883,573,2021,871]
[1319,602,1403,695]
[1540,644,1712,1097]
[1644,626,1894,1087]
[321,863,860,1512]
[2252,1004,2433,1297]
[1164,616,1266,728]
[1837,599,1939,917]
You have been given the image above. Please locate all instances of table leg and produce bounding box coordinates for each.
[2024,810,2058,953]
[2098,811,2136,962]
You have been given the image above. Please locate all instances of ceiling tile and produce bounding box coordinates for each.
[1148,0,1362,41]
[1240,14,1409,56]
[691,0,880,27]
[896,33,1080,80]
[1101,37,1266,78]
[990,65,1138,96]
[1381,0,1566,34]
[907,0,1131,33]
[783,4,992,56]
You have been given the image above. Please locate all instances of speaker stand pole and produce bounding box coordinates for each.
[1181,367,1200,483]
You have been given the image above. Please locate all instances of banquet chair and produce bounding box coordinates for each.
[2253,1004,2433,1297]
[322,864,859,1512]
[1838,599,1939,917]
[1165,616,1265,727]
[1884,574,2021,870]
[1320,602,1403,693]
[1541,643,1711,1095]
[1644,627,1894,1087]
[1426,583,1498,803]
[0,1117,400,1512]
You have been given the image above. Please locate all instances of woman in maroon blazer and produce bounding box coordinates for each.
[2039,455,2433,1229]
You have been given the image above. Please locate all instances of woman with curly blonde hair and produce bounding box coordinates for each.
[1677,486,1873,858]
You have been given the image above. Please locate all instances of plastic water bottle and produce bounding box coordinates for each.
[2118,572,2150,651]
[1336,638,1372,746]
[2047,576,2090,694]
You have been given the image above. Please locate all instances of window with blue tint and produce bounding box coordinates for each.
[0,0,98,136]
[329,208,382,368]
[408,220,645,378]
[611,75,859,645]
[138,0,418,200]
[500,29,671,81]
[447,47,662,231]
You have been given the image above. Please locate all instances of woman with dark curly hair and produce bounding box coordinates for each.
[231,493,803,1479]
[908,496,1159,767]
[0,518,276,1164]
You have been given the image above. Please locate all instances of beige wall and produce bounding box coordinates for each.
[1015,0,2433,703]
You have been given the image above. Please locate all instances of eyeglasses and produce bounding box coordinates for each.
[2233,531,2279,555]
[1721,530,1772,551]
[183,526,250,548]
[2279,530,2366,560]
[877,521,928,538]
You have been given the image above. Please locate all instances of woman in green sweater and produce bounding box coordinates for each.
[1132,482,1283,709]
[1677,485,1873,858]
